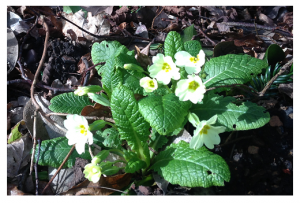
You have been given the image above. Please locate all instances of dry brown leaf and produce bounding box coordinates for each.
[62,173,132,195]
[15,67,35,81]
[77,53,92,74]
[81,103,112,119]
[7,183,29,195]
[234,34,262,47]
[135,45,152,69]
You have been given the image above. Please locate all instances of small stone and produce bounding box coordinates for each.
[278,83,293,99]
[248,146,259,154]
[233,153,243,162]
[269,116,283,127]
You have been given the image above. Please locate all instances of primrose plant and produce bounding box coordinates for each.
[35,31,270,189]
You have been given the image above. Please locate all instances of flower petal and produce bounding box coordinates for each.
[75,142,85,154]
[175,51,192,67]
[190,134,204,150]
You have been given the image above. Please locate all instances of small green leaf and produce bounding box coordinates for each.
[88,120,107,131]
[111,85,150,152]
[183,40,202,57]
[142,84,170,97]
[190,93,270,131]
[34,137,91,168]
[49,92,92,114]
[63,6,87,18]
[102,165,120,176]
[151,141,230,188]
[138,93,192,135]
[164,31,184,60]
[88,93,110,107]
[181,24,198,43]
[101,128,122,149]
[91,41,122,66]
[124,151,146,173]
[203,54,268,88]
[149,129,168,151]
[264,44,285,65]
[8,121,23,144]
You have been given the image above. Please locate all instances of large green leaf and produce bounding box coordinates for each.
[190,93,270,131]
[164,31,184,60]
[184,40,202,57]
[101,128,122,149]
[203,54,268,88]
[124,151,146,173]
[181,24,198,43]
[34,137,91,168]
[110,85,150,152]
[121,69,145,95]
[49,92,92,114]
[151,141,230,188]
[91,41,122,65]
[138,93,192,135]
[149,129,168,151]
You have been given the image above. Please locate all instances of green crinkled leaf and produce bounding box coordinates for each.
[111,85,150,152]
[149,129,168,151]
[184,40,202,57]
[122,69,145,95]
[91,41,122,65]
[34,137,91,168]
[114,46,139,69]
[203,54,268,88]
[101,128,122,149]
[138,93,192,135]
[151,141,230,188]
[100,58,123,93]
[164,31,184,60]
[190,93,270,131]
[142,84,171,97]
[181,24,197,43]
[49,92,92,114]
[124,151,146,173]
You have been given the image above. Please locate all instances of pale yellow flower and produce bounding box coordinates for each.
[140,77,158,92]
[189,114,226,150]
[148,53,180,85]
[74,85,102,96]
[175,74,206,104]
[64,115,93,154]
[83,158,102,183]
[175,49,205,74]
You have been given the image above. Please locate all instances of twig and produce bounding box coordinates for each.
[84,62,105,74]
[88,145,94,159]
[220,22,293,37]
[197,27,216,46]
[29,110,38,175]
[151,6,165,29]
[224,130,235,144]
[46,112,115,124]
[81,57,90,86]
[35,139,41,195]
[149,147,158,155]
[8,79,74,92]
[17,16,38,80]
[258,59,293,97]
[41,145,76,195]
[57,13,152,42]
[87,186,127,194]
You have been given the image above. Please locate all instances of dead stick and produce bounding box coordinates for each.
[29,110,38,175]
[197,27,216,46]
[41,145,76,195]
[151,6,164,29]
[258,59,293,97]
[35,139,41,195]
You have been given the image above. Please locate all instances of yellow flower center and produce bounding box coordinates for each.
[148,80,155,88]
[162,63,172,72]
[188,81,200,91]
[200,125,210,135]
[79,125,88,136]
[189,54,200,63]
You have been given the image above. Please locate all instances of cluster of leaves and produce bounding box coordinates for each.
[35,26,272,189]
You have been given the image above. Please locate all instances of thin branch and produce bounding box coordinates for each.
[149,147,158,155]
[81,57,90,86]
[8,79,74,92]
[151,6,165,29]
[88,145,94,159]
[220,135,253,147]
[258,59,293,97]
[35,139,41,195]
[87,186,127,194]
[220,22,293,37]
[46,112,115,124]
[41,145,76,195]
[29,110,37,175]
[196,27,216,46]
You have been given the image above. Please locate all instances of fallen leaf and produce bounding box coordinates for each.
[7,28,18,74]
[81,103,112,119]
[259,13,275,26]
[135,45,152,69]
[7,120,25,144]
[7,133,32,178]
[7,183,28,195]
[269,116,283,127]
[234,34,262,47]
[62,173,132,195]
